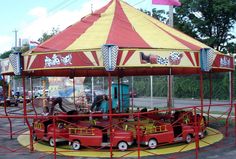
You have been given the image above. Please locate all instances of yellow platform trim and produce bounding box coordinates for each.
[17,127,223,158]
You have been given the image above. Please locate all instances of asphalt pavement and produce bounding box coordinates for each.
[131,97,232,112]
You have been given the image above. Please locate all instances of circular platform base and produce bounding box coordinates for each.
[18,127,223,158]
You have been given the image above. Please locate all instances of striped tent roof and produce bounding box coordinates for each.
[32,0,208,53]
[9,0,232,76]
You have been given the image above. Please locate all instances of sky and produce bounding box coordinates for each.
[0,0,167,53]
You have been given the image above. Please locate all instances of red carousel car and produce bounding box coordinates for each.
[68,125,134,151]
[32,118,69,147]
[137,111,207,149]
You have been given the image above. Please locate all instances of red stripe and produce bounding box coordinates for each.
[147,18,201,50]
[194,52,199,66]
[116,50,123,65]
[170,35,201,51]
[29,52,94,69]
[76,52,94,66]
[185,52,195,66]
[33,1,113,53]
[106,1,150,48]
[91,51,99,66]
[122,50,135,65]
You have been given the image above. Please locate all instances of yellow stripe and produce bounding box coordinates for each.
[120,1,189,50]
[28,55,37,69]
[120,50,129,65]
[140,9,209,49]
[65,1,115,51]
[23,56,29,70]
[84,51,99,66]
[190,52,197,66]
[96,51,103,66]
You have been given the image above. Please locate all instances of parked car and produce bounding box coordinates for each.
[129,90,137,98]
[68,125,133,151]
[0,96,19,106]
[14,89,31,103]
[0,87,19,106]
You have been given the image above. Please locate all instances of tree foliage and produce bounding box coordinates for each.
[140,8,168,23]
[174,0,236,51]
[38,27,60,43]
[0,50,12,59]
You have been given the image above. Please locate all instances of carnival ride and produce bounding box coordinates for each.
[0,0,235,159]
[31,110,206,151]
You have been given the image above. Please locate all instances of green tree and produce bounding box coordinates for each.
[174,0,236,51]
[20,43,30,53]
[0,50,12,59]
[140,8,167,22]
[227,42,236,53]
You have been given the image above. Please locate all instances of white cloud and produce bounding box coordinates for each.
[20,0,109,43]
[0,35,14,53]
[28,7,47,18]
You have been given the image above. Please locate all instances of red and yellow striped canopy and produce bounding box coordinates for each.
[32,0,209,52]
[2,0,232,76]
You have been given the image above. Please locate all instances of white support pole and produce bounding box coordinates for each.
[150,76,153,108]
[167,5,174,110]
[169,6,174,27]
[92,77,94,103]
[131,76,134,113]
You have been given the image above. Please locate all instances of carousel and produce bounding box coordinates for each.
[0,0,234,158]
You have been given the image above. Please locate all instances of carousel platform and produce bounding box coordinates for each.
[18,127,223,158]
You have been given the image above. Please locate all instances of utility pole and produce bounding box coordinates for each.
[13,29,18,48]
[91,0,93,14]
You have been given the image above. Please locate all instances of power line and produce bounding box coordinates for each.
[47,0,78,15]
[132,0,146,6]
[47,0,70,13]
